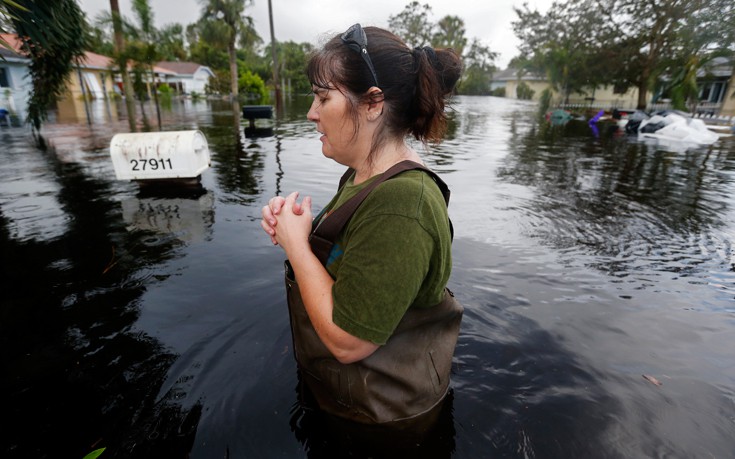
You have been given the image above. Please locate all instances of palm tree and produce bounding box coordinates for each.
[130,0,162,129]
[110,0,138,131]
[199,0,252,99]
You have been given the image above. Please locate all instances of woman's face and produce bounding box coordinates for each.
[307,85,362,165]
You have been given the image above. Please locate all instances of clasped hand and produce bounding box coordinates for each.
[260,192,313,254]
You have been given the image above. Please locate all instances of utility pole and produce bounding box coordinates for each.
[268,0,282,113]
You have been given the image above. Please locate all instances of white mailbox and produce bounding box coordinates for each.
[110,130,211,181]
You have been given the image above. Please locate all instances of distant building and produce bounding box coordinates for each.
[491,61,735,116]
[491,67,639,108]
[155,61,215,95]
[490,67,547,97]
[691,57,734,116]
[63,51,117,101]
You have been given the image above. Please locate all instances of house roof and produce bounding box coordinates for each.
[0,46,25,61]
[1,34,111,69]
[697,56,734,79]
[0,33,23,53]
[0,33,28,62]
[492,67,546,82]
[77,51,113,70]
[156,61,214,77]
[2,34,214,78]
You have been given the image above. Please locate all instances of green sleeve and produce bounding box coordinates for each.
[331,212,435,345]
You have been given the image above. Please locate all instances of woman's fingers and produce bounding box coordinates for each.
[269,196,287,217]
[262,193,310,247]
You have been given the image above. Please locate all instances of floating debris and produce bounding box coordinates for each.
[642,374,663,386]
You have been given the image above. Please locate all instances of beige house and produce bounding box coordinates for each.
[491,67,639,108]
[62,51,117,102]
[493,63,735,116]
[723,78,735,116]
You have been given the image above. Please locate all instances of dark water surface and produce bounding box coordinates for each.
[2,97,734,458]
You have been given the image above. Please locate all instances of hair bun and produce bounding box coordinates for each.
[432,48,462,94]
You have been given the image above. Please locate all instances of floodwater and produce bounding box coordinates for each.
[2,96,734,459]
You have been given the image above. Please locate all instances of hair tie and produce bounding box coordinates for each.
[422,46,437,65]
[413,46,438,67]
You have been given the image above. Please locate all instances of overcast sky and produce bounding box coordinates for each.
[78,0,553,69]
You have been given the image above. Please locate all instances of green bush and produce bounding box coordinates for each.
[516,81,535,100]
[238,70,268,101]
[538,87,553,114]
[490,87,506,97]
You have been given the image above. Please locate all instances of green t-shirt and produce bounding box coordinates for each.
[315,169,452,345]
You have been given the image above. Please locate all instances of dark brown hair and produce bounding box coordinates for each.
[307,26,462,157]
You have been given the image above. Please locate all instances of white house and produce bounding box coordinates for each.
[0,33,31,123]
[155,61,215,95]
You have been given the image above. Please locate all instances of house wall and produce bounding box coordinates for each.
[565,85,639,108]
[60,68,115,102]
[189,68,211,94]
[161,70,210,95]
[505,80,550,101]
[721,74,735,117]
[0,62,31,120]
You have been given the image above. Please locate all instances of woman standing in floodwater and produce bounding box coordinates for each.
[261,23,463,440]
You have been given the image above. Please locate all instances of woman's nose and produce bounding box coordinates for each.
[307,105,318,122]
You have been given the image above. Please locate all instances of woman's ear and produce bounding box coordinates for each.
[366,87,384,121]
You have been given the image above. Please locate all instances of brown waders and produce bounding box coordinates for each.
[285,160,463,426]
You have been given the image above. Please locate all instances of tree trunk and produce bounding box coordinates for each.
[229,40,238,100]
[637,67,650,110]
[636,83,648,110]
[110,0,137,132]
[150,66,161,130]
[268,0,282,112]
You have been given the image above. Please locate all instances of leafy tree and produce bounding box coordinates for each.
[238,69,266,100]
[263,40,313,95]
[198,0,253,99]
[110,0,138,131]
[389,3,496,96]
[593,0,696,109]
[189,18,230,70]
[388,1,434,47]
[129,0,163,129]
[4,0,87,129]
[516,81,535,100]
[157,23,187,61]
[85,13,116,56]
[432,15,467,56]
[662,0,735,109]
[459,39,498,95]
[513,1,608,104]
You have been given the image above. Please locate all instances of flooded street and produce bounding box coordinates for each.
[2,96,734,458]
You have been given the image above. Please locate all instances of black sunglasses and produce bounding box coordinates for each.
[341,23,380,88]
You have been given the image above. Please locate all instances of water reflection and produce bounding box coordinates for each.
[497,116,735,283]
[2,96,734,458]
[121,185,215,243]
[0,137,201,458]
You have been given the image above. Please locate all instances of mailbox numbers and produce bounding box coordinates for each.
[130,158,174,171]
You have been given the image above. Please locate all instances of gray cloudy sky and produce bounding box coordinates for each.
[78,0,553,69]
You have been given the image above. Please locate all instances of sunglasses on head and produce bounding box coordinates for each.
[341,23,380,88]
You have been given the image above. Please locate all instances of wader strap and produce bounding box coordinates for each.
[310,160,452,265]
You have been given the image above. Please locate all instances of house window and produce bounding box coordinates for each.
[0,67,10,88]
[700,81,726,103]
[710,82,724,103]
